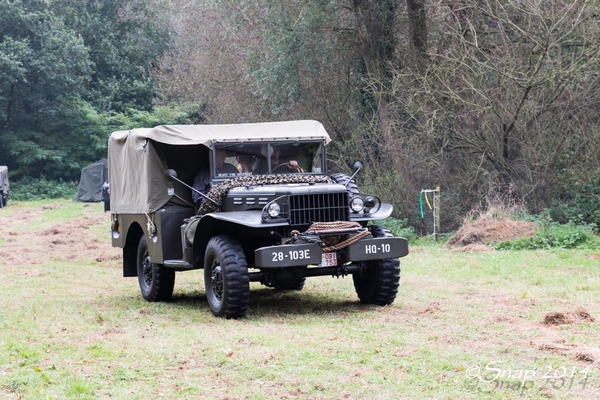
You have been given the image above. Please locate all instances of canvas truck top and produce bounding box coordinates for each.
[108,120,331,214]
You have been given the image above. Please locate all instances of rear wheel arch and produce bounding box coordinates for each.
[123,221,144,277]
[136,234,175,302]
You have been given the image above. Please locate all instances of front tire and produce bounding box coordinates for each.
[352,226,400,305]
[136,235,175,302]
[204,235,250,318]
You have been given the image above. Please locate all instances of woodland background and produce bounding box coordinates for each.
[1,0,599,233]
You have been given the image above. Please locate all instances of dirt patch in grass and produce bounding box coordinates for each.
[419,301,442,314]
[575,351,600,364]
[445,219,536,250]
[543,307,596,326]
[536,340,600,365]
[531,308,599,365]
[0,202,119,266]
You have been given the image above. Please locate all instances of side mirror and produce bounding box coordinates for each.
[348,160,364,183]
[164,169,178,182]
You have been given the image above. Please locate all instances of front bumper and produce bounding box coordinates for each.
[254,236,409,268]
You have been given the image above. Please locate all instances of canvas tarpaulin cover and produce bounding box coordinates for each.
[107,120,331,214]
[73,159,108,202]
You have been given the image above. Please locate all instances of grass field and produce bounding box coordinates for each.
[0,200,599,399]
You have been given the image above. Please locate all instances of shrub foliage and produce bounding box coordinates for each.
[10,177,78,201]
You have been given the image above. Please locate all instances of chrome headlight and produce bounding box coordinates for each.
[364,196,377,209]
[363,195,381,214]
[267,202,281,218]
[350,197,365,213]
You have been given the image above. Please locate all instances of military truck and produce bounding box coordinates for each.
[108,120,408,318]
[0,166,9,208]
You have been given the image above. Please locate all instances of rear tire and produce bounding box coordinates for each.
[352,226,400,305]
[136,235,175,302]
[204,235,250,318]
[288,276,306,291]
[331,173,366,226]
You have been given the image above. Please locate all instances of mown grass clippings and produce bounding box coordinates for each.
[543,308,596,326]
[446,219,536,249]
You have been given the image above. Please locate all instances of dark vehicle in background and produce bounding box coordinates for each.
[0,166,9,208]
[108,120,408,318]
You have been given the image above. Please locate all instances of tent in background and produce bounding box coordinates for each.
[73,158,108,202]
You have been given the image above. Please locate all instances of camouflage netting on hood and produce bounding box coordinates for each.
[198,174,333,214]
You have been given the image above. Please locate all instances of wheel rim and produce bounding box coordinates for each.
[142,250,153,288]
[210,262,224,302]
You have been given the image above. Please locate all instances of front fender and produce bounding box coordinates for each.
[198,210,289,229]
[191,211,289,269]
[350,202,394,222]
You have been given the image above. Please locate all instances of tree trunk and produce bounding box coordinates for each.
[406,0,428,70]
[352,0,398,143]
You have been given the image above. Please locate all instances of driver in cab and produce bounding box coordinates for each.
[254,145,302,174]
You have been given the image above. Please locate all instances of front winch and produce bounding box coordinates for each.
[284,221,371,252]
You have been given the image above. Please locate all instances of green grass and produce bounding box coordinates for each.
[1,200,599,399]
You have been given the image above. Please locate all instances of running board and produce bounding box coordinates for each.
[164,260,193,269]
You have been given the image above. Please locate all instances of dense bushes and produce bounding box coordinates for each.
[549,178,600,233]
[378,218,417,244]
[10,177,78,201]
[0,0,178,182]
[495,222,600,250]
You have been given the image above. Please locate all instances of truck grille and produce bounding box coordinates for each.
[289,192,349,228]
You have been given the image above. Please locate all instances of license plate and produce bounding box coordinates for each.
[320,252,337,267]
[345,237,409,261]
[254,243,322,268]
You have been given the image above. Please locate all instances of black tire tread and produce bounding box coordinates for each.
[352,226,400,305]
[204,235,250,319]
[136,235,175,302]
[330,173,360,199]
[289,276,306,291]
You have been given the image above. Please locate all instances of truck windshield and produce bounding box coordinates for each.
[214,141,325,179]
